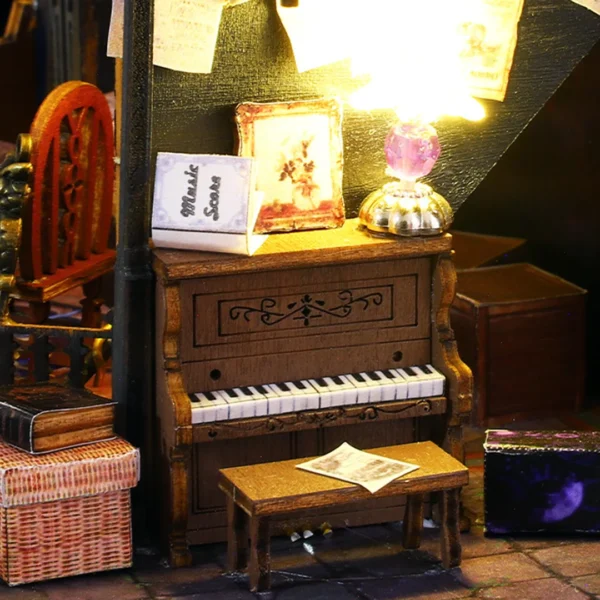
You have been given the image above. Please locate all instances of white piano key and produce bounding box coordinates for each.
[396,367,422,398]
[191,391,228,424]
[410,366,435,397]
[345,373,372,405]
[357,372,383,403]
[222,388,255,420]
[323,375,357,407]
[267,382,295,415]
[288,380,319,411]
[235,386,268,417]
[308,377,333,408]
[255,384,282,415]
[370,370,397,401]
[422,364,445,395]
[383,368,409,400]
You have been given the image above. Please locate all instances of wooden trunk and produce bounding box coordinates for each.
[451,263,586,426]
[153,220,472,565]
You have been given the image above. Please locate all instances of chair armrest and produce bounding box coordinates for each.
[0,134,32,319]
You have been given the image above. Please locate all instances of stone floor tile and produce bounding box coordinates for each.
[451,553,550,589]
[359,573,472,600]
[476,578,589,600]
[133,561,235,597]
[510,536,598,551]
[419,527,513,561]
[571,573,600,595]
[275,581,359,599]
[0,586,48,599]
[155,592,255,600]
[531,542,600,577]
[36,571,148,600]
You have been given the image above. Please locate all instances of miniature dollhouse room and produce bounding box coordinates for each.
[1,0,600,599]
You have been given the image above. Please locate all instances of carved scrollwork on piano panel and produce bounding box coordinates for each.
[229,289,384,328]
[195,397,445,443]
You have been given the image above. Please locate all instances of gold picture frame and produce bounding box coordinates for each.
[235,98,345,234]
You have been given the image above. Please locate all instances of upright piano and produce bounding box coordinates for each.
[153,219,472,566]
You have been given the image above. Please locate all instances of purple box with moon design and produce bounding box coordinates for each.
[484,430,600,535]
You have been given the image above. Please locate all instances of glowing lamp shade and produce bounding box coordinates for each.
[385,121,441,183]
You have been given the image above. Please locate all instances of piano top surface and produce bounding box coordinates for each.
[153,219,453,281]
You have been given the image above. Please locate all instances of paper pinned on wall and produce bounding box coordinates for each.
[107,0,124,58]
[570,0,600,15]
[458,0,525,102]
[154,0,224,73]
[108,0,243,73]
[276,0,351,72]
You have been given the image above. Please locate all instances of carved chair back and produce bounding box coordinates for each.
[19,81,115,284]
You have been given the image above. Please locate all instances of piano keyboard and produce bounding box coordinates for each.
[190,365,445,424]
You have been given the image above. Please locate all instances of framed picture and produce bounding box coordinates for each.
[235,98,345,234]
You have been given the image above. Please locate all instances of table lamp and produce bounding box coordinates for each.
[350,0,485,237]
[358,118,451,237]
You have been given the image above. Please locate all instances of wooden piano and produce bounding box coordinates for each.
[153,219,472,567]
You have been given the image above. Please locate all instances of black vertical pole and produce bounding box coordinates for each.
[113,1,154,458]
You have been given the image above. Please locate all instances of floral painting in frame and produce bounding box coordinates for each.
[235,98,345,234]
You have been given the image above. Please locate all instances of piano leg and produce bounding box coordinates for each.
[167,446,193,568]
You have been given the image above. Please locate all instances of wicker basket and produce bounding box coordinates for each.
[0,438,139,586]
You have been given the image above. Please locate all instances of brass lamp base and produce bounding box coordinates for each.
[358,181,453,237]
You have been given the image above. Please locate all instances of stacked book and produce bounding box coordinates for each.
[0,383,116,454]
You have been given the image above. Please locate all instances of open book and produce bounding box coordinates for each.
[297,443,419,494]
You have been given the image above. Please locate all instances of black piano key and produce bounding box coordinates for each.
[367,371,381,381]
[240,387,253,396]
[276,382,290,392]
[353,373,366,383]
[404,367,417,377]
[382,369,396,379]
[332,375,344,385]
[205,391,216,401]
[422,365,434,374]
[256,385,269,394]
[226,389,238,398]
[293,380,307,390]
[315,378,327,387]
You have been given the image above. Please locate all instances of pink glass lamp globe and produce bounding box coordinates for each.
[359,119,453,237]
[385,121,441,183]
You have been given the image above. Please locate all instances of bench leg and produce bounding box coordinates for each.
[249,517,271,592]
[440,488,462,569]
[402,493,424,549]
[226,496,248,572]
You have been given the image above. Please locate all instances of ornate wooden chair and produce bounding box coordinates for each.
[12,80,115,327]
[0,136,112,387]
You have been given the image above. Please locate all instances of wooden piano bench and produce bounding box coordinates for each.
[218,441,469,592]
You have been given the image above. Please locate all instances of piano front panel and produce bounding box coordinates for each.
[182,338,431,394]
[179,257,431,364]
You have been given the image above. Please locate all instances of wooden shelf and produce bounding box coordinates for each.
[192,396,447,443]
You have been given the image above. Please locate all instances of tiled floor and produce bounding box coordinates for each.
[4,426,600,599]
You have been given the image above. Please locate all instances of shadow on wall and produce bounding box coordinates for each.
[454,39,600,399]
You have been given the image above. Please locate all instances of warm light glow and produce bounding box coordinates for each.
[348,0,486,123]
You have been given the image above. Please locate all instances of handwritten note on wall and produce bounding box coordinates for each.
[570,0,600,14]
[108,0,248,73]
[276,0,351,72]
